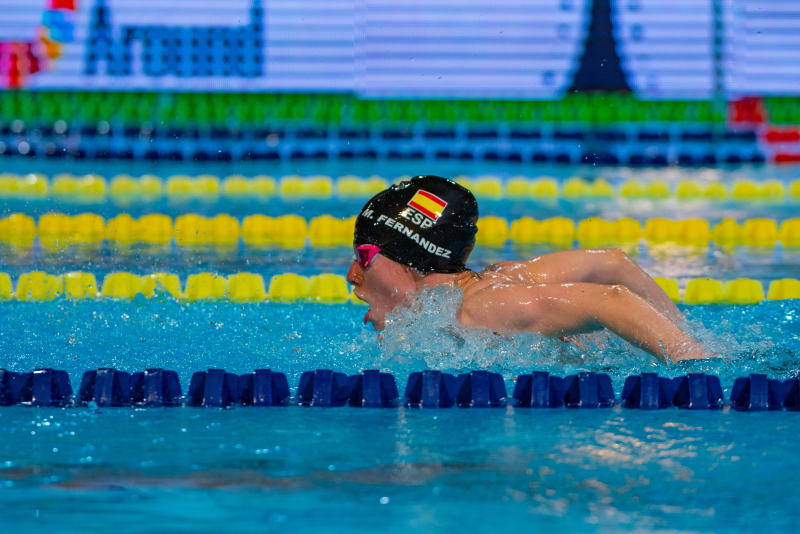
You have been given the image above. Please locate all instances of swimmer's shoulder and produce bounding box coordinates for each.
[477,261,537,283]
[461,262,534,300]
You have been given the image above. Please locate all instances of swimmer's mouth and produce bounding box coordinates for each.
[354,292,371,324]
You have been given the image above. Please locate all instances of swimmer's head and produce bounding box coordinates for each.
[352,175,479,272]
[348,175,478,329]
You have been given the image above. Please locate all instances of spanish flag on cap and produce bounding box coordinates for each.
[407,189,448,222]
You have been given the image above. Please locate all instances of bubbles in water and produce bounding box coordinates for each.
[342,285,800,388]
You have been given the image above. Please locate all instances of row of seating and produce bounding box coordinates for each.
[1,367,797,412]
[3,213,798,248]
[2,173,799,201]
[0,271,797,303]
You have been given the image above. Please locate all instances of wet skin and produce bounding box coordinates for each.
[347,248,715,364]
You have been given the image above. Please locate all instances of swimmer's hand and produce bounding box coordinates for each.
[460,283,716,364]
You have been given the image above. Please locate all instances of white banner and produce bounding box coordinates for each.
[1,0,798,97]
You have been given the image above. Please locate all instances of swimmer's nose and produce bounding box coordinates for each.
[346,261,363,287]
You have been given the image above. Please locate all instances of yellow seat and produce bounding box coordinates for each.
[684,278,724,305]
[711,218,742,246]
[268,273,309,302]
[226,273,267,302]
[142,273,182,298]
[185,273,227,300]
[767,279,800,300]
[779,218,800,246]
[63,272,98,299]
[742,218,778,247]
[475,216,508,246]
[0,273,12,300]
[17,271,64,301]
[723,278,764,305]
[101,272,145,299]
[653,277,680,302]
[308,274,349,303]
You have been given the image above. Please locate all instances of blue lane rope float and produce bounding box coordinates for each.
[1,368,799,412]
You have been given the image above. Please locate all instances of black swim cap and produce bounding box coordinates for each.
[353,175,479,273]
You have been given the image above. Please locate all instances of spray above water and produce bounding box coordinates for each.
[345,285,793,387]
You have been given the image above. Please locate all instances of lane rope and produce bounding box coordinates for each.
[2,173,800,201]
[3,213,799,248]
[0,271,797,304]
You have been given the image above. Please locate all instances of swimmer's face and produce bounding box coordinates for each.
[346,252,416,331]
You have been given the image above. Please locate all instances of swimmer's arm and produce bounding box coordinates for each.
[519,248,683,320]
[460,283,712,364]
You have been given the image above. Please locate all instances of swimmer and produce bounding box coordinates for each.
[346,175,716,364]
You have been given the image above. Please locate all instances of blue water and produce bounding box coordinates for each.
[2,407,800,533]
[2,160,800,533]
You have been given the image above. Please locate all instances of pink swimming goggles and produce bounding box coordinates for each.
[356,244,381,269]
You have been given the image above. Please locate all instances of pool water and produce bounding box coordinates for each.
[2,160,800,533]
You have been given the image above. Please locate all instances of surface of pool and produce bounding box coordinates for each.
[2,160,800,533]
